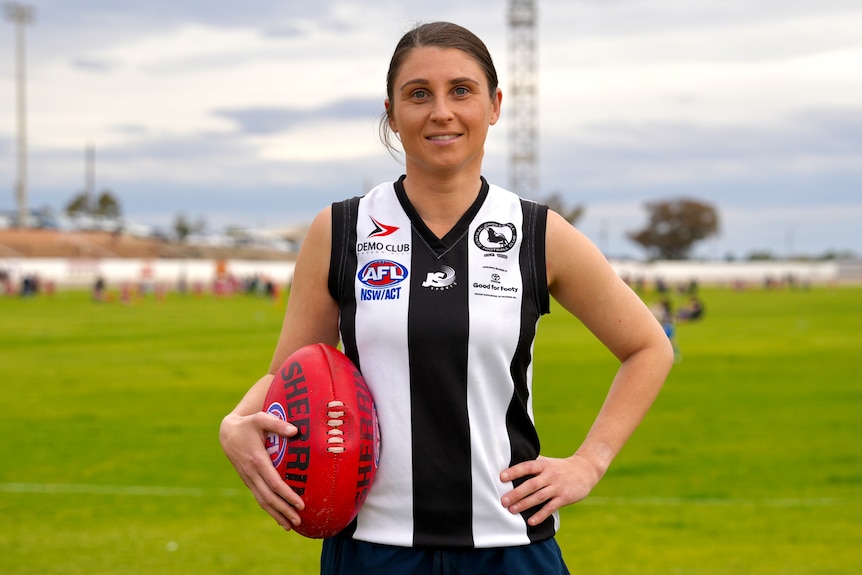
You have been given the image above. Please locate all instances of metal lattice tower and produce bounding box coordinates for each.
[4,2,34,228]
[508,0,538,198]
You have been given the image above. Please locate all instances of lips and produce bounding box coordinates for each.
[427,134,461,141]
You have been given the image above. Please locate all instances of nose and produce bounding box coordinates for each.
[429,96,454,122]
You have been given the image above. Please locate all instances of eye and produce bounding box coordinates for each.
[453,86,469,96]
[411,89,429,100]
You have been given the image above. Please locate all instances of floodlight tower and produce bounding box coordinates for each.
[4,2,34,228]
[508,0,538,198]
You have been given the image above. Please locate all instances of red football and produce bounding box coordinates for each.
[262,343,380,538]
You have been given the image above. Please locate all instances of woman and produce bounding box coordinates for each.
[220,21,674,574]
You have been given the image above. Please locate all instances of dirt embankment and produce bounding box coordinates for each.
[0,229,296,261]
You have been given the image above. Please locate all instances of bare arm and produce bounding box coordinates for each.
[501,209,674,524]
[219,206,340,531]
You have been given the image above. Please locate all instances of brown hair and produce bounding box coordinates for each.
[379,22,499,155]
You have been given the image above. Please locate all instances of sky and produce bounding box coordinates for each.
[1,0,860,259]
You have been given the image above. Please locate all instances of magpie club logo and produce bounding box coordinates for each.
[474,221,517,253]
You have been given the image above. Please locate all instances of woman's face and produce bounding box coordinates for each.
[386,46,502,177]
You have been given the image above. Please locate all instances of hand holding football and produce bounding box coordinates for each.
[263,343,380,539]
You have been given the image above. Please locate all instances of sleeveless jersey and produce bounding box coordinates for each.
[329,176,554,548]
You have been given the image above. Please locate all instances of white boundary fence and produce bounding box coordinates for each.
[0,258,296,291]
[0,257,858,292]
[609,259,855,287]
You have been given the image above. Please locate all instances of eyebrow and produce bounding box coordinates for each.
[399,77,481,92]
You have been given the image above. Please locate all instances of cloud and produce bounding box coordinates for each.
[545,0,862,41]
[215,97,383,135]
[538,106,862,205]
[2,0,860,257]
[71,58,118,73]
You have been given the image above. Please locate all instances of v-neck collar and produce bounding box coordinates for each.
[393,175,490,259]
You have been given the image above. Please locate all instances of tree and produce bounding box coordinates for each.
[173,214,206,242]
[173,214,193,242]
[95,190,121,218]
[65,191,92,216]
[541,192,585,226]
[628,198,719,260]
[64,189,122,218]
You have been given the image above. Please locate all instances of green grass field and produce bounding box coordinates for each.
[1,284,859,574]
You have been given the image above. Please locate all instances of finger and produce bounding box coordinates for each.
[500,471,546,508]
[255,411,298,437]
[503,479,553,513]
[500,458,543,483]
[506,484,566,527]
[266,466,305,511]
[257,496,296,531]
[238,440,306,514]
[252,468,305,528]
[246,441,306,511]
[259,488,303,530]
[262,502,299,531]
[525,497,560,526]
[506,485,554,515]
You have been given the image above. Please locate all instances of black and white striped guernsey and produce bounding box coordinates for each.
[328,175,555,548]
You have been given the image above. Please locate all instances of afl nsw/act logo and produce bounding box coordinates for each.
[264,402,287,466]
[474,221,517,252]
[358,259,408,301]
[358,260,408,287]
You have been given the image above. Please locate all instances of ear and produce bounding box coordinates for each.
[385,98,398,132]
[489,88,502,125]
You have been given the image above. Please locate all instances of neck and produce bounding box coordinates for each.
[404,175,482,238]
[401,171,483,237]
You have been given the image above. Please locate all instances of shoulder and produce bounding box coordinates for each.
[306,205,333,245]
[290,206,334,280]
[545,209,617,294]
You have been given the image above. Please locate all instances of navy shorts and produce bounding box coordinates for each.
[320,536,570,575]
